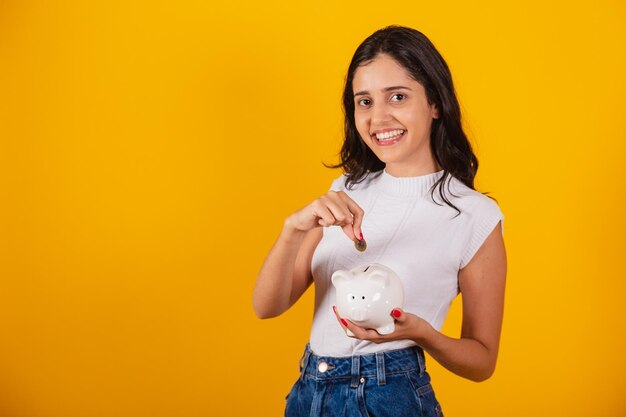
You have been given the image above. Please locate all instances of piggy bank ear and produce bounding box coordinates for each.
[331,270,351,288]
[368,271,390,287]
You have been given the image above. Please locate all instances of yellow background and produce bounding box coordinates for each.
[1,0,625,416]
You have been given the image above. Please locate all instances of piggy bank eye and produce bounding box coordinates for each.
[361,296,365,300]
[348,294,355,301]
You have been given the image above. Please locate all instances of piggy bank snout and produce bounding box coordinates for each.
[349,307,369,322]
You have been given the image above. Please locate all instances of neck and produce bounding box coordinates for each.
[384,159,441,177]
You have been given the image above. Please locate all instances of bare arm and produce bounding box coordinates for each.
[253,191,365,319]
[415,222,507,381]
[252,222,321,319]
[336,222,507,381]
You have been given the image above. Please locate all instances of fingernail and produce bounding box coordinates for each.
[340,318,348,327]
[359,232,364,240]
[392,309,401,318]
[332,306,337,314]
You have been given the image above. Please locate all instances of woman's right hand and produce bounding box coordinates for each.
[285,190,364,242]
[253,190,364,319]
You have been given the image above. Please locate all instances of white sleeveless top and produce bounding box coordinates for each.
[309,169,504,357]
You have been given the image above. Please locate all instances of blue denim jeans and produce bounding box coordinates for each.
[285,344,443,417]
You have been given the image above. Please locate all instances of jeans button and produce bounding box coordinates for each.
[318,361,329,373]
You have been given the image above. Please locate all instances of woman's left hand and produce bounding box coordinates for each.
[332,306,432,344]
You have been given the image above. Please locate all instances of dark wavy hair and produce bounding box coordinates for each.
[327,25,488,215]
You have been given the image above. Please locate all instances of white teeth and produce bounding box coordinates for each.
[375,129,404,141]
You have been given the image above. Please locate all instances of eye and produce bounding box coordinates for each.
[357,98,371,107]
[348,294,355,301]
[361,296,365,300]
[390,93,406,102]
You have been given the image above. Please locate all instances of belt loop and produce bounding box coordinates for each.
[416,347,425,377]
[376,352,386,386]
[299,345,311,382]
[350,354,360,388]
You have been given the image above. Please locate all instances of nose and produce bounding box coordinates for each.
[371,102,393,126]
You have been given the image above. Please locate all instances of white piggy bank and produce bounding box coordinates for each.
[331,263,404,336]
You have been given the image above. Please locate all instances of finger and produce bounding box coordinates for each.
[348,324,384,342]
[342,318,358,338]
[332,306,352,333]
[390,307,406,322]
[333,306,386,341]
[323,194,355,227]
[322,195,356,240]
[311,200,336,227]
[338,192,365,241]
[328,193,360,242]
[341,223,357,242]
[335,313,360,338]
[341,319,371,339]
[332,305,342,322]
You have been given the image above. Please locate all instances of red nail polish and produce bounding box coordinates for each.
[340,318,348,327]
[392,309,401,318]
[360,232,364,240]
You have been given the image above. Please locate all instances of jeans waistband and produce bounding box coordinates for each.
[299,343,426,387]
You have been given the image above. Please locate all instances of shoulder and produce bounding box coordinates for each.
[447,177,505,268]
[444,176,503,219]
[329,173,347,191]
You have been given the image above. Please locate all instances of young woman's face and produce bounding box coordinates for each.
[352,54,439,176]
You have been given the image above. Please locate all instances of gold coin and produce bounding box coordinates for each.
[354,239,367,252]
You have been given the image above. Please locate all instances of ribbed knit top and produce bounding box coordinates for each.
[377,169,445,197]
[309,169,504,357]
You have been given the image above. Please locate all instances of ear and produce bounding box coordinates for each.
[331,270,352,288]
[431,103,439,120]
[368,271,390,287]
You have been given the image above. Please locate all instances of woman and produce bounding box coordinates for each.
[253,25,507,417]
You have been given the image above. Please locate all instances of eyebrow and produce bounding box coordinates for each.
[354,86,413,97]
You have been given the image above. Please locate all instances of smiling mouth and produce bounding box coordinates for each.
[373,129,405,145]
